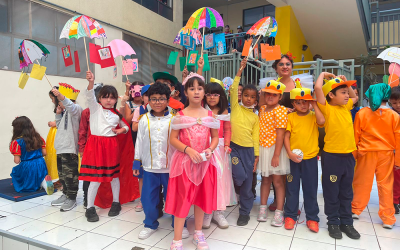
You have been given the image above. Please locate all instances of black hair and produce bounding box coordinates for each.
[225,25,230,28]
[313,54,322,61]
[184,76,206,108]
[238,83,243,88]
[243,84,258,95]
[272,55,294,70]
[171,81,182,98]
[49,86,59,113]
[129,81,144,101]
[11,116,43,151]
[390,86,400,101]
[326,84,348,103]
[98,85,123,119]
[147,82,171,100]
[205,82,229,115]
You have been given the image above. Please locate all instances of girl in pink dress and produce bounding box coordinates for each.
[165,73,221,250]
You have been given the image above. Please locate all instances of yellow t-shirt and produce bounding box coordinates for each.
[317,99,356,153]
[287,111,321,160]
[230,76,260,156]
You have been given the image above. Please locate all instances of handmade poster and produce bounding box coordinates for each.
[18,72,29,89]
[132,59,139,72]
[113,66,117,79]
[122,59,134,75]
[241,39,253,57]
[179,57,186,71]
[188,38,196,51]
[74,51,80,72]
[187,51,198,66]
[62,45,73,67]
[260,44,281,61]
[168,51,179,65]
[30,64,46,80]
[98,46,116,68]
[203,33,215,50]
[214,33,226,55]
[89,43,101,64]
[181,34,192,48]
[254,46,259,60]
[203,54,210,72]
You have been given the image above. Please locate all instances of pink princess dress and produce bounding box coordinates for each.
[165,111,223,218]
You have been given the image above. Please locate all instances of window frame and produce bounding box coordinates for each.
[242,4,275,31]
[132,0,173,21]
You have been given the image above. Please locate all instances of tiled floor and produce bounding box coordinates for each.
[0,163,399,250]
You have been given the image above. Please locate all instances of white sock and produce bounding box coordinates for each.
[87,182,101,208]
[110,178,120,203]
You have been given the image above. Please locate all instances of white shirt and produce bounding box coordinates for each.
[134,112,174,173]
[86,89,129,137]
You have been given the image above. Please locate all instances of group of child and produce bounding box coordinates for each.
[8,54,400,250]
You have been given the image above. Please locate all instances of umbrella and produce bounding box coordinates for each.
[184,7,224,55]
[18,39,52,87]
[247,16,278,38]
[60,15,107,69]
[378,47,400,86]
[107,39,136,79]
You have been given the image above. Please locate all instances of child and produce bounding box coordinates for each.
[80,71,130,222]
[124,81,144,125]
[352,83,399,229]
[10,116,53,194]
[202,79,236,229]
[350,85,361,122]
[315,73,360,239]
[153,71,184,113]
[230,58,259,226]
[257,78,289,227]
[133,82,189,240]
[283,80,325,232]
[165,72,220,250]
[51,83,82,212]
[390,86,400,214]
[46,88,60,182]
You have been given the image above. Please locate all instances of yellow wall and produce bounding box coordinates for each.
[275,6,313,63]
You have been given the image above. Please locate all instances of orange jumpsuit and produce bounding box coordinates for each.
[352,106,400,225]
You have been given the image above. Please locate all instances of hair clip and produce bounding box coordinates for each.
[284,51,296,61]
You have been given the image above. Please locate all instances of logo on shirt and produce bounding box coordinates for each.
[330,175,337,182]
[232,157,239,165]
[287,174,293,182]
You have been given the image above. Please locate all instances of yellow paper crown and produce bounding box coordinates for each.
[59,83,80,100]
[322,78,356,97]
[261,77,286,94]
[210,77,224,89]
[290,78,314,100]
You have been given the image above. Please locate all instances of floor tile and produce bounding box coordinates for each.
[104,239,152,250]
[377,236,400,250]
[243,247,266,250]
[62,232,117,250]
[28,245,47,250]
[353,220,375,236]
[206,238,244,250]
[38,210,84,225]
[96,205,133,218]
[247,230,292,249]
[336,233,380,250]
[225,212,259,230]
[231,204,261,217]
[154,213,173,230]
[256,218,295,237]
[0,201,39,213]
[0,198,13,207]
[153,231,196,250]
[370,212,383,224]
[122,225,171,246]
[0,214,34,230]
[209,226,253,245]
[290,238,335,250]
[24,194,59,205]
[64,215,112,231]
[9,220,58,238]
[33,226,86,246]
[335,246,364,250]
[298,213,328,228]
[116,209,146,224]
[367,203,379,213]
[293,224,335,245]
[2,236,28,250]
[373,223,400,239]
[185,217,217,237]
[17,204,59,219]
[356,211,373,223]
[91,219,141,238]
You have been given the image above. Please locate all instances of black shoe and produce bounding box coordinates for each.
[328,224,342,239]
[340,224,361,239]
[108,202,121,217]
[85,207,99,222]
[395,204,399,214]
[237,214,250,226]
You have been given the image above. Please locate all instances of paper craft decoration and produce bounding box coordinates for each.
[106,39,136,78]
[30,64,46,80]
[188,51,198,66]
[18,72,29,89]
[174,28,203,46]
[261,44,281,61]
[247,16,278,38]
[203,54,210,72]
[203,33,215,50]
[181,34,192,48]
[19,39,50,69]
[132,59,139,72]
[168,51,179,65]
[74,51,80,72]
[242,39,253,57]
[179,57,186,71]
[214,33,226,55]
[98,46,115,68]
[62,45,73,67]
[389,74,399,87]
[122,59,134,75]
[113,66,117,79]
[383,75,389,85]
[254,47,259,60]
[188,38,196,51]
[89,43,101,64]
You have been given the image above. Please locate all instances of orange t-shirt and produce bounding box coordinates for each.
[259,105,288,148]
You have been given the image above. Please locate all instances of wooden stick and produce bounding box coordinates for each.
[240,36,262,70]
[35,60,52,88]
[120,56,129,81]
[201,27,205,58]
[83,37,90,71]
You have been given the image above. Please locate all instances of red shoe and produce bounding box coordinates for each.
[284,217,296,230]
[268,203,277,212]
[307,220,319,233]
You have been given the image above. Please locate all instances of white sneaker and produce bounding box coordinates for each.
[135,201,143,212]
[352,213,359,219]
[383,224,394,229]
[138,227,157,239]
[271,209,284,227]
[182,227,190,239]
[257,205,268,222]
[202,213,212,229]
[212,211,229,229]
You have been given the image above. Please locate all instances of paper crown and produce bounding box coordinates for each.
[210,77,224,89]
[322,78,357,97]
[261,77,287,94]
[59,83,80,100]
[290,78,315,100]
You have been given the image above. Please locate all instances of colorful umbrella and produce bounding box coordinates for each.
[174,27,203,46]
[247,16,278,38]
[107,39,136,78]
[59,15,107,69]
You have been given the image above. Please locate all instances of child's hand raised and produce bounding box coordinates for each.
[338,75,348,82]
[125,80,131,91]
[51,88,65,101]
[56,105,63,114]
[86,71,95,83]
[197,57,204,69]
[322,72,335,80]
[182,66,189,79]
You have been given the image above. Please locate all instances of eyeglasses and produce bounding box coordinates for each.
[278,63,292,67]
[149,98,168,103]
[205,93,220,98]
